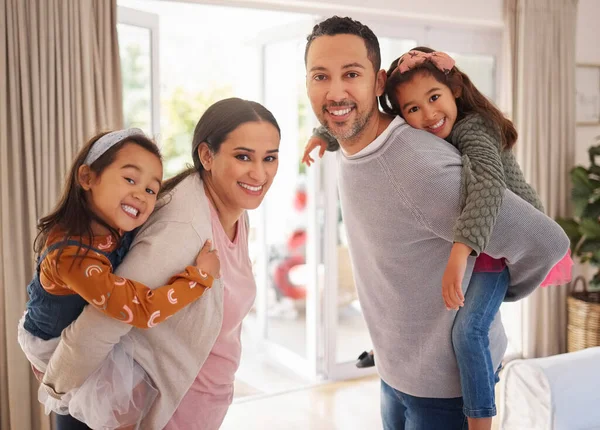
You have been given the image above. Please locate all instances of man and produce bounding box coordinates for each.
[304,16,568,429]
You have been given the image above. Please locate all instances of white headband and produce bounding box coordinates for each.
[84,128,146,165]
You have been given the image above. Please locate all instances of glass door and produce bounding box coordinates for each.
[251,20,325,382]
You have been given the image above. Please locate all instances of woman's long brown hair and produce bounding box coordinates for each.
[378,47,517,150]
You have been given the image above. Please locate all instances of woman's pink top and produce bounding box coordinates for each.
[164,203,256,430]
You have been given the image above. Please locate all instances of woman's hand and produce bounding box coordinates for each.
[442,243,471,310]
[195,240,220,279]
[302,136,328,167]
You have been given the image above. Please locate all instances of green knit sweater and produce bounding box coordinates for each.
[313,114,544,255]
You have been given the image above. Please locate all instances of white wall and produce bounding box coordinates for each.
[315,0,503,24]
[575,0,600,167]
[189,0,503,27]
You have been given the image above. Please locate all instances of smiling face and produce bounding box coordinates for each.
[306,34,385,147]
[199,121,280,211]
[395,71,459,139]
[80,142,163,234]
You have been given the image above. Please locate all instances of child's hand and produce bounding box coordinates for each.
[195,240,220,279]
[442,244,470,310]
[31,364,44,383]
[302,136,328,166]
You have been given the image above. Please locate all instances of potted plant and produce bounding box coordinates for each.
[556,137,600,351]
[557,139,600,291]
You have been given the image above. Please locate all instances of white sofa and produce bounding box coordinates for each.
[499,347,600,429]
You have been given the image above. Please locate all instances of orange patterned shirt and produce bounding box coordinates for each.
[38,230,213,328]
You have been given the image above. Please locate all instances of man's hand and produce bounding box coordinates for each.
[441,243,471,310]
[302,136,328,166]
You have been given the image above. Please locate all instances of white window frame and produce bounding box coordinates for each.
[117,6,161,137]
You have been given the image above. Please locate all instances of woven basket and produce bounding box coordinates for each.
[567,275,600,352]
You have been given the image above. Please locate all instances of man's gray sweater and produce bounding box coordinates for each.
[337,117,569,398]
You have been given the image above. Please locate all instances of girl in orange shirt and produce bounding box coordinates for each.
[18,128,219,429]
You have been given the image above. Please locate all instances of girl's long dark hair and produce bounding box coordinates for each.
[34,132,161,259]
[160,98,280,195]
[378,46,518,150]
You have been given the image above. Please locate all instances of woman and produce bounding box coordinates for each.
[41,97,281,429]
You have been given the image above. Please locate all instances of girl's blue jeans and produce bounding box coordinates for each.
[452,268,509,418]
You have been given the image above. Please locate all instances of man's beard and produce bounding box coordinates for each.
[322,102,376,142]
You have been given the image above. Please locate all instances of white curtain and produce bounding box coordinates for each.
[503,0,578,358]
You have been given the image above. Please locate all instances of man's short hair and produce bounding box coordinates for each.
[305,16,381,72]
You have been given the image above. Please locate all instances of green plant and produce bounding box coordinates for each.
[557,138,600,290]
[161,85,232,178]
